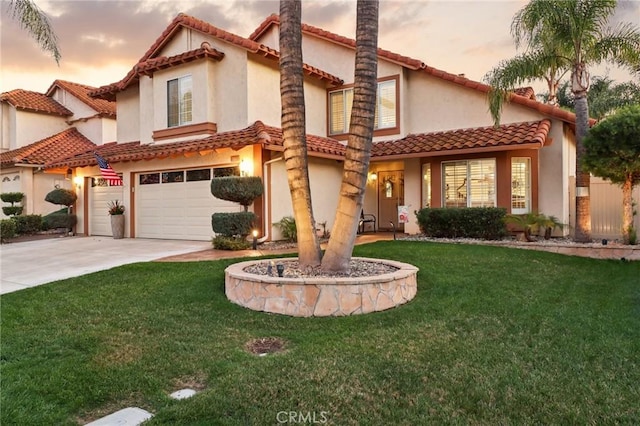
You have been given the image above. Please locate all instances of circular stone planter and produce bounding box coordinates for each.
[225,257,418,317]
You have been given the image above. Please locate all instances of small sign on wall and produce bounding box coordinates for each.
[398,205,409,224]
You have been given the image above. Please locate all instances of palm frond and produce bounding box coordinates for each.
[8,0,61,64]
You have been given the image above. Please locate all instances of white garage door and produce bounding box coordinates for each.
[135,167,242,241]
[89,177,124,236]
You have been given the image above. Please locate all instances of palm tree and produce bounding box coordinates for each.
[279,0,322,267]
[7,0,61,63]
[554,75,640,120]
[321,0,379,272]
[485,0,640,242]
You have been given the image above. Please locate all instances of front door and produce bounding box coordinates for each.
[378,170,404,231]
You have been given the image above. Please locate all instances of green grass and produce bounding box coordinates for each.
[1,241,639,425]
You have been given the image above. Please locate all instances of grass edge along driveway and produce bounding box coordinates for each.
[1,241,638,425]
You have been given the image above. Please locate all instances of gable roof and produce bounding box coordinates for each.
[1,128,96,167]
[0,89,72,117]
[90,13,343,101]
[250,14,593,127]
[371,120,551,160]
[45,80,116,118]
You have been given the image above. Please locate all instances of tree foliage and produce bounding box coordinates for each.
[583,105,640,186]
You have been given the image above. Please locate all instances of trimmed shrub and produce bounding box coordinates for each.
[415,207,507,240]
[2,206,23,216]
[1,219,16,242]
[45,188,77,207]
[12,215,43,235]
[43,210,77,230]
[211,176,263,210]
[1,192,24,204]
[273,216,297,242]
[212,211,256,237]
[212,236,252,250]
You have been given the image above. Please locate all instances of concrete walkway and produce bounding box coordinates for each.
[0,236,210,295]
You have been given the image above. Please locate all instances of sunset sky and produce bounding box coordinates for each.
[1,0,638,95]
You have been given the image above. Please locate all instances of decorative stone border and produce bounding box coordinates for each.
[225,257,419,317]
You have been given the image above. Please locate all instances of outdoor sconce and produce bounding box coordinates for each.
[252,229,258,250]
[73,176,83,189]
[369,172,378,182]
[240,159,252,177]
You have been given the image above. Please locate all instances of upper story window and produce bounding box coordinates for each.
[167,76,192,127]
[328,76,398,137]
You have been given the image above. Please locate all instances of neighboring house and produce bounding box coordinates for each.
[43,13,626,241]
[0,81,116,218]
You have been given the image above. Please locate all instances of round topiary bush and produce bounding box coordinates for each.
[45,188,77,207]
[211,176,263,210]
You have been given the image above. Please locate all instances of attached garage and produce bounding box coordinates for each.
[89,177,124,236]
[135,166,242,241]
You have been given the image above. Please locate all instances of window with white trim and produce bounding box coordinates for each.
[511,157,531,214]
[328,78,397,135]
[443,159,496,208]
[167,76,192,127]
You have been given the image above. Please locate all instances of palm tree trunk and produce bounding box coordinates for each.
[322,0,379,273]
[621,177,633,245]
[279,0,321,267]
[573,92,592,243]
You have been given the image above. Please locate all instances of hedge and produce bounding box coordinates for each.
[45,188,77,207]
[1,219,16,242]
[415,207,507,240]
[43,210,77,230]
[211,211,256,237]
[211,176,263,209]
[12,215,43,235]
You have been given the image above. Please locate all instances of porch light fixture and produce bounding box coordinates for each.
[240,159,252,177]
[369,172,378,181]
[73,176,83,188]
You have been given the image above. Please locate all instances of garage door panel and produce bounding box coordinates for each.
[90,182,124,236]
[136,172,243,241]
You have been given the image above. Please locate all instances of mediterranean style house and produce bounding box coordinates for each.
[0,80,116,217]
[34,13,634,241]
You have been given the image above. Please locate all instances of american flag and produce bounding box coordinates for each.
[94,152,123,186]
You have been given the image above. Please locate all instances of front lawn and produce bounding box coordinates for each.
[1,241,638,424]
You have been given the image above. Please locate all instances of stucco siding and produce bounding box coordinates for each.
[247,58,280,128]
[405,72,540,134]
[14,110,67,149]
[268,157,342,240]
[116,86,141,143]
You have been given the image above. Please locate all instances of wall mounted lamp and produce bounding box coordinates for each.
[73,176,83,189]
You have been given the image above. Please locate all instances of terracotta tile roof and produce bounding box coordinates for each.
[44,120,554,169]
[1,128,96,167]
[45,121,347,169]
[513,86,536,100]
[250,15,594,127]
[45,80,116,118]
[90,14,342,101]
[371,120,552,160]
[0,89,72,116]
[250,14,424,70]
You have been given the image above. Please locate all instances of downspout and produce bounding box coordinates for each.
[261,156,284,242]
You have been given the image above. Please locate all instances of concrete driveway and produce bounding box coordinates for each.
[0,236,210,295]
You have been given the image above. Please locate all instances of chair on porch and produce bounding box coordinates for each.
[359,210,377,233]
